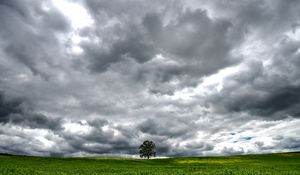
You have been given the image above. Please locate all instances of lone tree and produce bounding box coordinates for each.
[139,140,156,159]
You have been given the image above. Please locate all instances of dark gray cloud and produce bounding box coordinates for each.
[82,7,239,91]
[0,0,70,78]
[0,0,300,157]
[0,91,62,130]
[277,137,300,150]
[138,117,195,138]
[221,147,245,155]
[227,86,300,118]
[206,39,300,119]
[0,91,23,123]
[254,136,300,151]
[142,9,237,76]
[83,26,156,73]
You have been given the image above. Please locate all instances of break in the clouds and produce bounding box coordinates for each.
[0,0,300,157]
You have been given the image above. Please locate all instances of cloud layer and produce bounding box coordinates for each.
[0,0,300,157]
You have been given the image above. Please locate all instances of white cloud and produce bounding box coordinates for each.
[51,0,94,29]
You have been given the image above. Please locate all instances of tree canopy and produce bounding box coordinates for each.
[139,140,156,159]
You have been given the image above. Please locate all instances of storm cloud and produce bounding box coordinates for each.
[0,0,300,157]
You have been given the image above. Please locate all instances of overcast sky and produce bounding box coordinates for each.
[0,0,300,157]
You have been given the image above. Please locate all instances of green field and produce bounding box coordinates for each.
[0,152,300,175]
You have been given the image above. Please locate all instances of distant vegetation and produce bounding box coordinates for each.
[0,152,300,174]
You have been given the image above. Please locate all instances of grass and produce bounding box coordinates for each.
[0,152,300,174]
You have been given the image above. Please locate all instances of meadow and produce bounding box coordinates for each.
[0,152,299,175]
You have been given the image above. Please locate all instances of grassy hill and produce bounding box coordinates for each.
[0,152,300,175]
